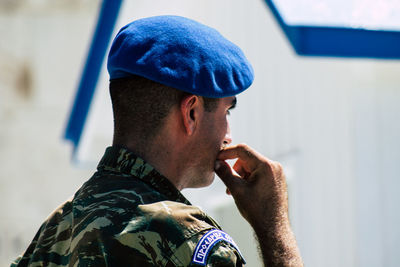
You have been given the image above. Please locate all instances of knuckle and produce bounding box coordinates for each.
[261,161,273,172]
[272,161,284,176]
[237,143,252,156]
[263,160,283,173]
[237,143,249,151]
[274,162,283,170]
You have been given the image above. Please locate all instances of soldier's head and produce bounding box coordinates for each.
[107,16,253,188]
[109,75,219,147]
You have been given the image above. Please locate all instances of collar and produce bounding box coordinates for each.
[97,146,191,205]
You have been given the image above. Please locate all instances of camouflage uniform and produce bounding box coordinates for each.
[12,146,245,266]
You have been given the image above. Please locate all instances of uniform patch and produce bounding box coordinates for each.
[191,229,245,265]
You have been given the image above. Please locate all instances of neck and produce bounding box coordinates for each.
[113,123,190,191]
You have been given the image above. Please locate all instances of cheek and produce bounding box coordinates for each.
[220,117,229,138]
[213,120,228,149]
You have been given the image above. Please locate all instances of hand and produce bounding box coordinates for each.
[215,144,303,267]
[214,144,288,229]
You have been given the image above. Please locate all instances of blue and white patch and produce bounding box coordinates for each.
[191,229,245,265]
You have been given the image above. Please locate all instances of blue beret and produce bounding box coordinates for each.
[107,15,254,98]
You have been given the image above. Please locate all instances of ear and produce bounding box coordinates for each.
[180,95,202,135]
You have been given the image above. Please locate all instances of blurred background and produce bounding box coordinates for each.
[1,0,399,266]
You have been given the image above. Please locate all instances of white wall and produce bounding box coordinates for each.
[0,1,98,265]
[1,0,399,266]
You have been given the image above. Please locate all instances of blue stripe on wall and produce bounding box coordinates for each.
[263,0,400,59]
[64,0,123,153]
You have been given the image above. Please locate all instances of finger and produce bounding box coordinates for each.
[233,159,250,178]
[217,144,264,171]
[214,160,243,193]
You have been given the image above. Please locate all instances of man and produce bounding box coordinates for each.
[12,16,303,266]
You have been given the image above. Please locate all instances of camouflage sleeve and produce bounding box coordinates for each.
[169,230,245,267]
[10,256,21,267]
[204,242,244,267]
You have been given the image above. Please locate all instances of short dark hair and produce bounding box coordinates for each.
[109,75,219,143]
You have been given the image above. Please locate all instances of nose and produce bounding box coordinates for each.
[223,123,232,146]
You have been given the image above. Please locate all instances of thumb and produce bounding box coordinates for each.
[214,160,242,192]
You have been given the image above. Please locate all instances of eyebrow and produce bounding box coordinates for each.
[228,97,237,110]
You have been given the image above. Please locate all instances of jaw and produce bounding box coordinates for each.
[179,163,216,189]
